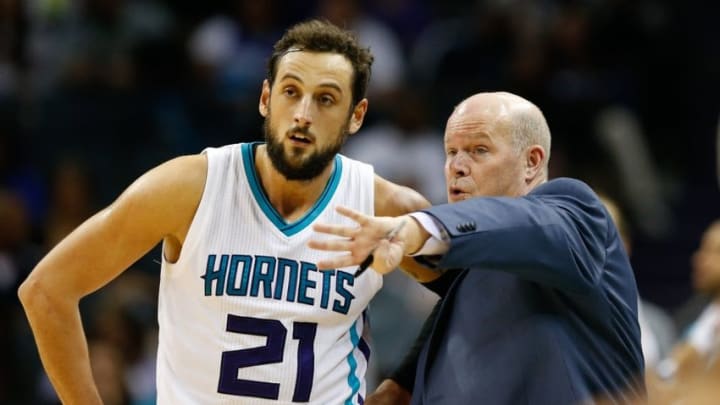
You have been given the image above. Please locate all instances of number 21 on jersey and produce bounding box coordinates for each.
[217,315,317,402]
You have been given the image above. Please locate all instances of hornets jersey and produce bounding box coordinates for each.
[156,143,381,404]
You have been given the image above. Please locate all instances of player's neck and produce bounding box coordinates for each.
[255,145,335,222]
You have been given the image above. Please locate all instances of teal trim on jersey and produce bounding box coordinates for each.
[241,143,343,237]
[345,319,362,405]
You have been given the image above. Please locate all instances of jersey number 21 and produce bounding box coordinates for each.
[218,314,317,402]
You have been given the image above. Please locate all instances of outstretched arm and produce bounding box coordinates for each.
[422,181,609,292]
[18,154,206,404]
[313,179,611,293]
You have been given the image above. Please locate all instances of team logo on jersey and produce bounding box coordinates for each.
[202,254,355,314]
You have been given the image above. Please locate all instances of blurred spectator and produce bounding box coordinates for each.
[647,220,720,402]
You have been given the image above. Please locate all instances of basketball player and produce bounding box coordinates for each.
[18,20,433,404]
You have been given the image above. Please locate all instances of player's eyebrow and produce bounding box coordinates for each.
[279,73,304,84]
[279,73,343,94]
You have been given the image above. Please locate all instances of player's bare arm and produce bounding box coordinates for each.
[17,154,207,404]
[372,175,428,218]
[373,175,438,282]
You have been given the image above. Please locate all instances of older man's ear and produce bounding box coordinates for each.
[525,145,546,183]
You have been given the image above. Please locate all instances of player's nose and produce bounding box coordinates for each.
[294,96,313,127]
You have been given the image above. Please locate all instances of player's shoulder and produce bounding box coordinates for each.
[336,152,376,189]
[126,153,208,211]
[105,153,207,240]
[158,153,208,186]
[338,152,374,174]
[202,142,244,162]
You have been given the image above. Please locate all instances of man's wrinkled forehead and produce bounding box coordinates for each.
[275,50,353,84]
[446,103,510,141]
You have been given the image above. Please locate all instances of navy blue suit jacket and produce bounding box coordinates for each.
[409,178,644,404]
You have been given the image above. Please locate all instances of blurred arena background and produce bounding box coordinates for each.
[0,0,718,403]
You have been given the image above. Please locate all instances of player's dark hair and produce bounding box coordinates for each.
[267,19,373,107]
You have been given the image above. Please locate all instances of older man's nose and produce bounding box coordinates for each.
[449,153,470,177]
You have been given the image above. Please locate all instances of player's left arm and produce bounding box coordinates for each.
[373,175,440,283]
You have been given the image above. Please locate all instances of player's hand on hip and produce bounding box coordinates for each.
[309,206,407,274]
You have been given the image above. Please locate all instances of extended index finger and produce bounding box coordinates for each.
[312,223,357,238]
[335,206,369,225]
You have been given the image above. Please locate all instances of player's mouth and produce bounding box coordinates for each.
[288,132,314,146]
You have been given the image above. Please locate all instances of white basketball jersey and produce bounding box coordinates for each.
[156,143,382,404]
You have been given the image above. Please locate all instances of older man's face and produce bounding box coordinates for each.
[443,109,526,202]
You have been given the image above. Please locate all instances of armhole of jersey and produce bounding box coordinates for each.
[162,147,218,271]
[367,164,375,217]
[342,154,375,217]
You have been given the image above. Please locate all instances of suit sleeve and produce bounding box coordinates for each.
[420,179,610,294]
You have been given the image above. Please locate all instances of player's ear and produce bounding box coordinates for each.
[259,79,270,117]
[348,98,368,135]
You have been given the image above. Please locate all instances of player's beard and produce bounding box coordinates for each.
[264,112,350,181]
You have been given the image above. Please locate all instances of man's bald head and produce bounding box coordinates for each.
[443,91,552,199]
[449,92,552,174]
